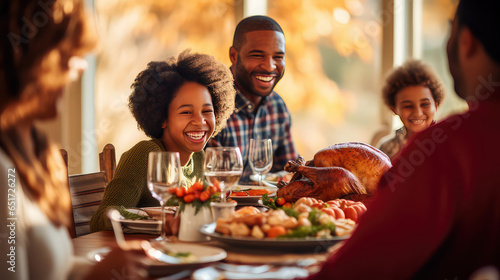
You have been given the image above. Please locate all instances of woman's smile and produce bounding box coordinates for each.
[185,131,207,142]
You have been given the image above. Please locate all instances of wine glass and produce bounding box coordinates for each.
[248,139,273,186]
[204,147,243,202]
[147,151,181,241]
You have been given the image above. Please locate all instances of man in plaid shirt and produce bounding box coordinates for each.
[207,16,299,184]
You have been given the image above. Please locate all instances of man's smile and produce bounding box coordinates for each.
[255,75,273,82]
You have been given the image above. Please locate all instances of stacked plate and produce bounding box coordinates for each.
[229,185,277,206]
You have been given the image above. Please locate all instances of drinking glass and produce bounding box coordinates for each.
[147,151,181,241]
[204,147,243,202]
[248,139,273,186]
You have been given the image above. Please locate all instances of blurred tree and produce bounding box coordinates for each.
[93,0,458,162]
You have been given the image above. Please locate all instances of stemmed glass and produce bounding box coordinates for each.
[147,151,181,241]
[204,147,243,202]
[248,139,273,186]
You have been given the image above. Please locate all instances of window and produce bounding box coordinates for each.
[267,0,383,159]
[70,0,463,169]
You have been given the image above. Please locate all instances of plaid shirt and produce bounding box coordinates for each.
[207,90,299,184]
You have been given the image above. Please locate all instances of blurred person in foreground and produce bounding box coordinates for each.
[206,15,299,184]
[378,60,445,160]
[301,0,500,279]
[0,1,147,279]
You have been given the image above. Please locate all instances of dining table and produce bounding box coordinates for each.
[72,230,343,280]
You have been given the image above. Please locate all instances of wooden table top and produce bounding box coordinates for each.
[73,231,336,279]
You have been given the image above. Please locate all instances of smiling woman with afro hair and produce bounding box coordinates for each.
[90,49,236,232]
[129,49,235,139]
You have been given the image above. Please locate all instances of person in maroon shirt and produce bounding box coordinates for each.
[303,0,500,279]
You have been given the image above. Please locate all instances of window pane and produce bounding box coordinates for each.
[93,0,383,162]
[268,0,382,159]
[94,1,236,157]
[421,0,467,119]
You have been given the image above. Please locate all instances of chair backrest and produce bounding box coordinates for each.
[99,143,116,185]
[60,148,68,168]
[68,171,106,237]
[59,148,77,237]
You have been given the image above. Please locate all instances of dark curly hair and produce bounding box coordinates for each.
[129,50,236,139]
[382,60,445,109]
[232,15,284,50]
[456,0,500,64]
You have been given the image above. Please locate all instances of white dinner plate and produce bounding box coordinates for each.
[88,242,227,277]
[200,223,348,252]
[192,266,309,280]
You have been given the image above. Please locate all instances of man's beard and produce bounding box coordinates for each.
[234,55,281,97]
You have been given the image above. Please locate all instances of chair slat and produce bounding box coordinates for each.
[99,143,116,185]
[68,171,106,237]
[60,148,76,238]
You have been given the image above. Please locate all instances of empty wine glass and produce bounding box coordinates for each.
[147,151,181,241]
[248,139,273,186]
[204,147,243,202]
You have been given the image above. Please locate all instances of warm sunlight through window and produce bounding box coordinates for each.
[333,8,351,24]
[77,0,460,168]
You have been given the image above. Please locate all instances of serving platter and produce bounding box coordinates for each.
[200,223,348,251]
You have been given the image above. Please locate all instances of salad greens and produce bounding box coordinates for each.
[164,250,192,258]
[262,193,277,209]
[158,248,195,262]
[279,223,336,238]
[283,207,300,219]
[280,208,336,238]
[262,193,337,238]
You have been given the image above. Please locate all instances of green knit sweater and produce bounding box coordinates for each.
[89,138,204,232]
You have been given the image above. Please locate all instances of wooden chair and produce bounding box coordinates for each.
[61,145,112,237]
[59,148,78,237]
[60,148,68,169]
[68,171,106,238]
[99,143,116,185]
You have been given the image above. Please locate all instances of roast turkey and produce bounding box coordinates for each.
[276,142,391,203]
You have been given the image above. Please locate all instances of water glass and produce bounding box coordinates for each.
[147,151,181,241]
